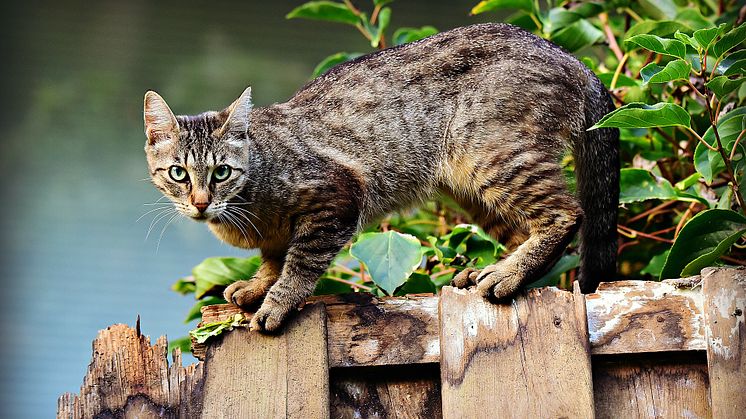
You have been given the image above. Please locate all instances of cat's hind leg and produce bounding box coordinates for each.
[451,167,582,299]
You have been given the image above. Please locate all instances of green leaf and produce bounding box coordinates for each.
[590,102,691,130]
[189,313,247,344]
[706,75,745,100]
[392,26,438,45]
[597,73,639,88]
[350,231,423,295]
[712,23,746,59]
[193,256,261,299]
[184,296,226,323]
[660,209,746,279]
[313,276,354,295]
[470,0,534,15]
[286,1,360,25]
[625,34,687,59]
[550,18,605,52]
[167,336,192,355]
[395,272,436,296]
[675,172,702,190]
[311,52,363,78]
[571,2,604,18]
[674,9,713,31]
[640,59,691,85]
[626,20,691,39]
[715,50,746,75]
[619,168,678,204]
[674,31,698,49]
[694,107,746,183]
[640,250,670,277]
[526,254,580,288]
[638,0,677,20]
[544,8,583,34]
[171,277,196,295]
[693,24,726,51]
[370,7,391,48]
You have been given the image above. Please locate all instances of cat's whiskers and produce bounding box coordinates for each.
[156,212,181,253]
[136,205,175,223]
[146,208,178,242]
[218,211,251,243]
[225,206,263,239]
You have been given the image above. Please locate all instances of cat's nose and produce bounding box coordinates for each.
[193,202,209,212]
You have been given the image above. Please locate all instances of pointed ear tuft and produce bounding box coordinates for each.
[220,87,253,136]
[143,91,178,146]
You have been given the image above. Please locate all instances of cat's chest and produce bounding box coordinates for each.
[207,220,261,249]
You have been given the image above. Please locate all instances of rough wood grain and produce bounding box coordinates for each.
[439,286,594,418]
[57,324,204,418]
[200,303,329,418]
[196,281,706,368]
[330,364,441,419]
[586,279,705,355]
[702,267,746,419]
[593,353,711,419]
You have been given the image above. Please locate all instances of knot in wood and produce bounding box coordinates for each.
[553,315,562,327]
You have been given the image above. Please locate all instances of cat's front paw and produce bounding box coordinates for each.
[451,268,480,288]
[475,265,522,300]
[223,280,266,310]
[250,299,293,333]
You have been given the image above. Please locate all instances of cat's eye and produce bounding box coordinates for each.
[212,165,232,182]
[169,166,189,183]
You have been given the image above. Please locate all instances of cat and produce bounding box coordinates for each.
[143,23,619,332]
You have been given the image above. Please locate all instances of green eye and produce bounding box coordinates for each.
[169,166,188,182]
[212,165,232,182]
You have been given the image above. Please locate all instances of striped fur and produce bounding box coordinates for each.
[144,23,619,332]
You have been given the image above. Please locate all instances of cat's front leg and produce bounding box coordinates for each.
[251,208,359,332]
[223,254,283,309]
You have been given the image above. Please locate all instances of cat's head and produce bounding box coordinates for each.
[143,87,253,222]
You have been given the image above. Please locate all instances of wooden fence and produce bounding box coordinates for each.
[58,266,745,418]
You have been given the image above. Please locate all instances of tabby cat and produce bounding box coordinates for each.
[143,23,619,332]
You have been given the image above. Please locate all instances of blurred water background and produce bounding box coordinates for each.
[0,0,491,416]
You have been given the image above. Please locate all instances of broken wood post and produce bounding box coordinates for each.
[439,285,594,418]
[702,267,746,419]
[200,302,329,418]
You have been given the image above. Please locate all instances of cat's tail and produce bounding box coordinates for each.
[574,76,620,293]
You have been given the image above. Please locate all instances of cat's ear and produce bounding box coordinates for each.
[143,91,179,146]
[219,87,253,136]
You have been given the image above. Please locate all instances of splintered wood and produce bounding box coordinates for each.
[439,286,595,418]
[702,267,746,418]
[56,324,203,418]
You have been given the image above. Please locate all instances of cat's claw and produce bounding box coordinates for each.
[451,268,480,288]
[250,299,292,333]
[475,266,522,301]
[223,280,265,310]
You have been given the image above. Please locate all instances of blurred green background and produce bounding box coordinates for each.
[0,0,492,416]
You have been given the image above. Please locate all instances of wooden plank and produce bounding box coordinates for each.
[593,353,710,419]
[324,293,440,367]
[200,303,329,418]
[330,364,441,418]
[439,286,594,418]
[587,278,705,355]
[197,280,706,368]
[702,267,746,419]
[57,323,204,418]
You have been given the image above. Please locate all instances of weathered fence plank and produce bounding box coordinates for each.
[330,365,441,418]
[197,280,706,367]
[592,354,710,419]
[439,286,594,418]
[587,278,705,355]
[702,267,746,419]
[200,303,329,418]
[56,324,204,418]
